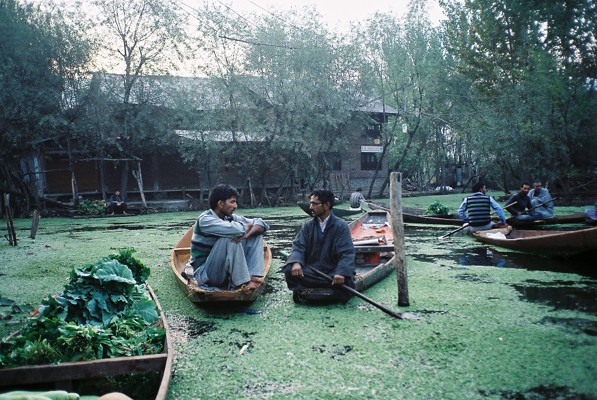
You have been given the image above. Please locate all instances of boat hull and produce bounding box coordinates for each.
[297,201,363,218]
[472,226,597,255]
[171,226,272,303]
[365,201,463,225]
[506,212,587,228]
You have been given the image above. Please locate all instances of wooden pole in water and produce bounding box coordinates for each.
[30,209,40,239]
[390,172,409,306]
[4,193,17,246]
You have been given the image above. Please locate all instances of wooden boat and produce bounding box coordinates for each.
[472,226,597,255]
[171,226,273,303]
[350,210,396,292]
[295,210,395,302]
[506,212,587,228]
[297,201,364,218]
[365,201,463,225]
[0,285,173,399]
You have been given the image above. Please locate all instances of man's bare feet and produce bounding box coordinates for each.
[251,276,265,284]
[245,280,261,290]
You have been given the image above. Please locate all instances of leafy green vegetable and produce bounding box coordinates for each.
[0,250,164,368]
[426,201,450,216]
[105,248,150,284]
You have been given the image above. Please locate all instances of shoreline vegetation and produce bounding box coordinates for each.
[1,192,596,399]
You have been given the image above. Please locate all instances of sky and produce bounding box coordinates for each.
[180,0,445,32]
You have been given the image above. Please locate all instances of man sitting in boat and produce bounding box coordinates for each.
[349,188,366,210]
[184,184,269,290]
[458,182,507,232]
[283,188,356,303]
[528,180,554,219]
[505,182,537,221]
[585,197,597,223]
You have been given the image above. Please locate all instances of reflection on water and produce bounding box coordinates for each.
[262,216,597,319]
[402,225,595,278]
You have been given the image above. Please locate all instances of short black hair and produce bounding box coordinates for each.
[209,184,239,210]
[472,182,485,193]
[310,188,335,208]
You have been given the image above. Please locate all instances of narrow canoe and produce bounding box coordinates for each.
[506,212,588,228]
[472,226,597,255]
[295,210,395,302]
[171,226,272,303]
[0,285,173,400]
[351,210,396,292]
[297,201,364,218]
[365,201,463,225]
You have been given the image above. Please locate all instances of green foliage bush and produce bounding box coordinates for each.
[76,199,108,215]
[426,201,450,216]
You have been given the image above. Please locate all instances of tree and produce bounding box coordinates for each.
[354,0,454,196]
[183,3,364,204]
[0,0,94,214]
[440,0,597,193]
[92,0,189,195]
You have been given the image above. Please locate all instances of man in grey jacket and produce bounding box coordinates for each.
[185,184,269,290]
[284,188,356,303]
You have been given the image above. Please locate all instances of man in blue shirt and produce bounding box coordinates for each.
[458,182,506,232]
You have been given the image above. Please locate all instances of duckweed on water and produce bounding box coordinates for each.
[1,196,596,399]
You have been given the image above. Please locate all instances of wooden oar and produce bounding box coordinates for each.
[438,201,517,240]
[303,265,414,320]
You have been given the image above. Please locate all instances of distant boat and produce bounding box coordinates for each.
[365,201,463,226]
[472,226,597,256]
[297,201,364,218]
[171,226,272,303]
[506,212,588,228]
[294,210,395,302]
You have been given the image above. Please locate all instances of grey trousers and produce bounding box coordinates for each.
[193,235,265,289]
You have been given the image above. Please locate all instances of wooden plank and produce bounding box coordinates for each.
[0,354,167,386]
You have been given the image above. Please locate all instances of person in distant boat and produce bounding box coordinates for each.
[349,188,366,209]
[283,188,356,303]
[528,180,554,219]
[184,184,269,290]
[108,190,127,215]
[585,197,597,222]
[505,182,537,220]
[458,182,507,232]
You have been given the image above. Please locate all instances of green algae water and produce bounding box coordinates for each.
[1,198,596,399]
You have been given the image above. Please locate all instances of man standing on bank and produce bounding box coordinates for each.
[185,184,269,290]
[458,182,507,232]
[284,189,356,303]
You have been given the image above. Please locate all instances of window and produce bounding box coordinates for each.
[361,152,379,170]
[364,124,382,139]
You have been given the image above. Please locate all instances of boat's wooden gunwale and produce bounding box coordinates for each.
[171,226,272,303]
[472,226,597,254]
